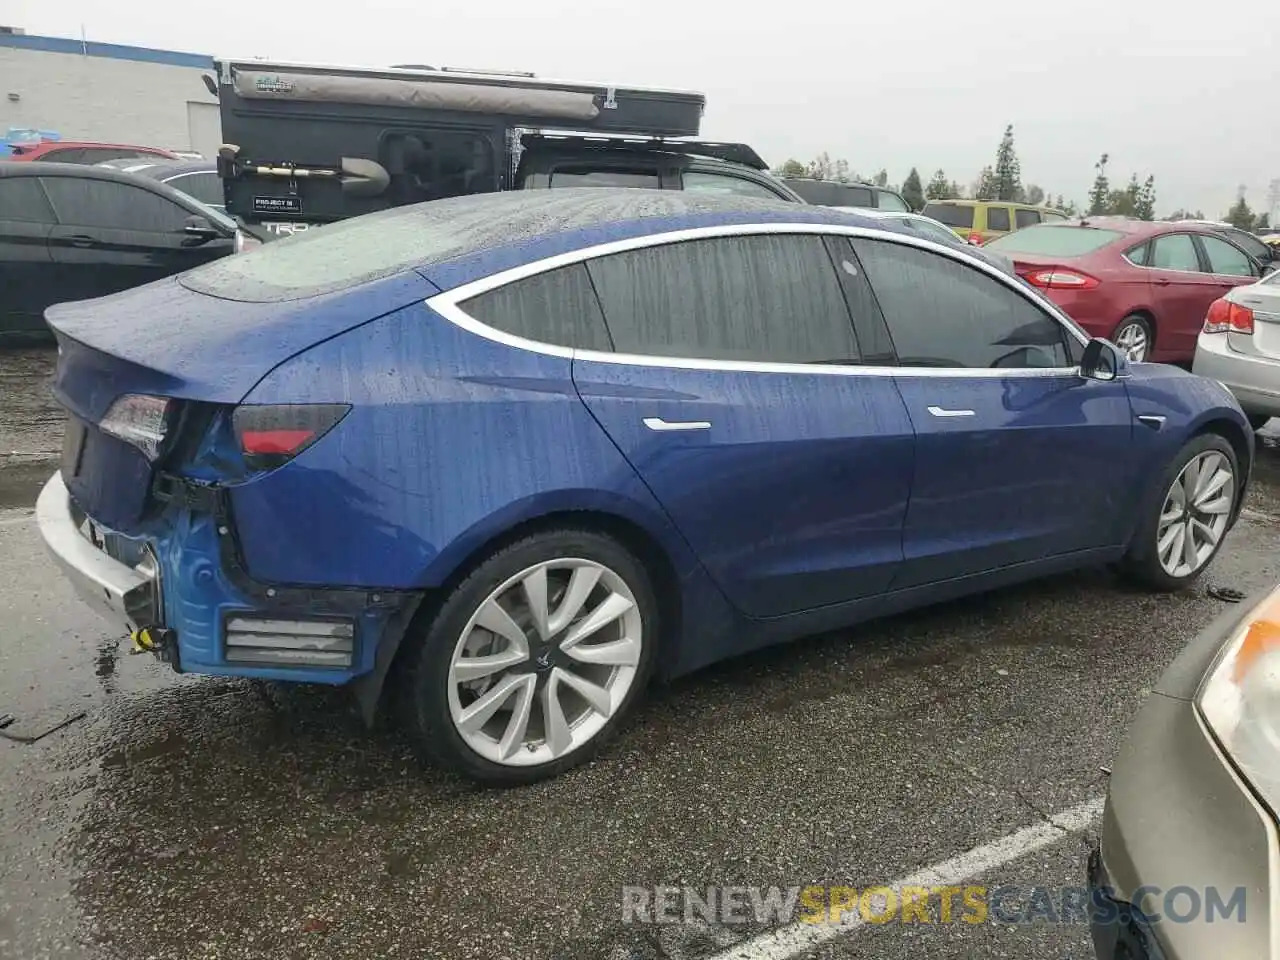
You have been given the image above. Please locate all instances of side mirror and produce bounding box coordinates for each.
[1080,337,1128,381]
[181,214,222,246]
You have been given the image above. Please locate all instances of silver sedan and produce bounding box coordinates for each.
[1193,271,1280,431]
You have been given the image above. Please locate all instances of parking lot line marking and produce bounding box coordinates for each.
[1243,508,1280,524]
[0,514,34,528]
[706,794,1105,960]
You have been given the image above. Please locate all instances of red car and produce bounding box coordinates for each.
[5,140,179,164]
[985,218,1266,363]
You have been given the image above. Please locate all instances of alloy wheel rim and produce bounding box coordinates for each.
[1115,323,1148,362]
[1156,451,1234,578]
[447,558,643,767]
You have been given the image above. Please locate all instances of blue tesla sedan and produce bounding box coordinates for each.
[37,190,1253,784]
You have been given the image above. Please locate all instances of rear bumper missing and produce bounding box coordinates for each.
[36,470,160,632]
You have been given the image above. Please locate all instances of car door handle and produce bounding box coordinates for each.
[66,235,95,248]
[1155,277,1171,286]
[643,417,711,432]
[927,406,975,418]
[1137,414,1166,431]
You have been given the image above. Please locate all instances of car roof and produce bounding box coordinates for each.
[182,188,896,301]
[1050,217,1197,238]
[101,160,216,180]
[0,160,182,183]
[924,198,1062,211]
[13,140,174,154]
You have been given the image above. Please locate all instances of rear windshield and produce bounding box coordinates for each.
[986,224,1124,256]
[921,203,973,228]
[785,180,875,208]
[179,189,793,302]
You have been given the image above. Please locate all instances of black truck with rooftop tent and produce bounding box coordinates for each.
[209,57,802,238]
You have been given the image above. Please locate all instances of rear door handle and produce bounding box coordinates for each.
[643,417,711,432]
[66,235,95,248]
[1155,277,1171,286]
[927,406,975,418]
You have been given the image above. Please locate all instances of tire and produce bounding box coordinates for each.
[1122,433,1239,591]
[1247,414,1271,432]
[1112,315,1153,363]
[399,528,658,786]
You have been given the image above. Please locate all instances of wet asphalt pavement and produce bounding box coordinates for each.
[2,345,1279,960]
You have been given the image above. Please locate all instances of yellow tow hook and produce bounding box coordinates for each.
[130,626,157,654]
[129,626,179,668]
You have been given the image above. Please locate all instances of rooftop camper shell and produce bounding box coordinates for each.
[213,57,712,228]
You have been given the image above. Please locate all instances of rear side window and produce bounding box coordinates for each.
[875,191,910,212]
[682,171,781,200]
[39,148,86,163]
[165,172,223,208]
[586,234,859,364]
[460,262,612,351]
[921,203,974,228]
[986,207,1011,231]
[1125,242,1150,266]
[1219,227,1270,263]
[549,168,661,189]
[1015,209,1040,228]
[1150,234,1201,272]
[1199,235,1257,278]
[785,181,873,207]
[852,238,1070,369]
[0,178,56,223]
[987,225,1124,256]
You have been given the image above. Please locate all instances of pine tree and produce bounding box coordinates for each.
[1225,196,1256,231]
[901,168,925,211]
[776,158,805,178]
[1135,176,1156,221]
[925,169,951,200]
[1024,184,1045,206]
[1087,154,1110,216]
[992,125,1022,202]
[975,166,997,200]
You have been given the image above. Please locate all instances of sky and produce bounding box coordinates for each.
[8,0,1280,219]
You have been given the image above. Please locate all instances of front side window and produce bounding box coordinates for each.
[586,234,858,364]
[0,178,56,223]
[459,262,612,352]
[549,167,661,189]
[851,238,1070,369]
[1015,209,1040,228]
[681,171,780,200]
[1150,234,1201,272]
[985,207,1012,231]
[41,177,191,232]
[1199,235,1258,278]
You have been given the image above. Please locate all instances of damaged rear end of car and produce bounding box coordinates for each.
[37,236,438,691]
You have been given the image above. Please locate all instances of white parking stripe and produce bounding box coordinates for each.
[707,795,1105,960]
[0,514,34,528]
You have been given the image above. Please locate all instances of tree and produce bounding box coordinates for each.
[1024,184,1045,206]
[834,158,851,183]
[925,169,952,200]
[872,169,890,188]
[1258,213,1272,230]
[1165,208,1205,221]
[1225,195,1256,231]
[974,166,997,200]
[776,158,805,178]
[804,152,836,181]
[949,180,965,200]
[1088,154,1110,216]
[1135,176,1156,221]
[901,168,925,210]
[992,124,1022,202]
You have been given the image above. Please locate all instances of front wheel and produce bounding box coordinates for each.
[1122,434,1238,591]
[400,529,658,786]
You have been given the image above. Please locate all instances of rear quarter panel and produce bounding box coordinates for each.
[230,302,700,590]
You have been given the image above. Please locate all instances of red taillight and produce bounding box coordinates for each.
[1024,269,1100,291]
[232,404,350,470]
[1203,297,1254,335]
[967,232,984,246]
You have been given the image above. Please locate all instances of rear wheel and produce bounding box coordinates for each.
[1122,434,1237,591]
[1112,315,1153,362]
[400,529,657,786]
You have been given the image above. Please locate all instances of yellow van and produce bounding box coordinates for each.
[919,200,1069,245]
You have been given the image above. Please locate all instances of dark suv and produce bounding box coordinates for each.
[212,57,800,236]
[781,178,911,211]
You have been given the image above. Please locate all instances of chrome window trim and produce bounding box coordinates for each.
[425,222,1090,380]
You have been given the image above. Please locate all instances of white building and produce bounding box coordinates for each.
[0,27,220,157]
